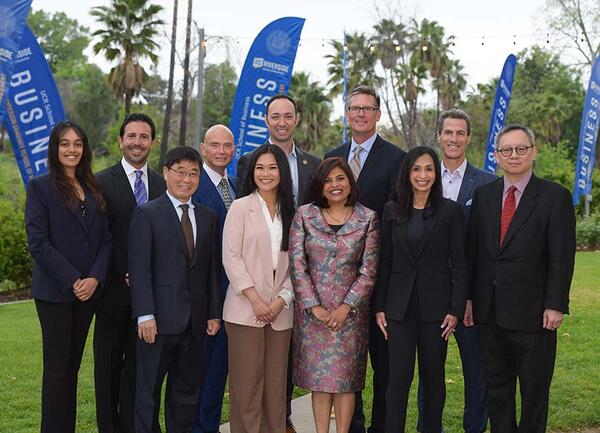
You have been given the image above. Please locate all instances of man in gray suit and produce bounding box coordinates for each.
[417,108,495,433]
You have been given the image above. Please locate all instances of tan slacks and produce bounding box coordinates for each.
[225,322,292,433]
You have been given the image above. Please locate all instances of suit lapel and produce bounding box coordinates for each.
[487,180,504,253]
[397,221,416,265]
[191,204,204,267]
[296,148,311,204]
[199,170,227,215]
[414,207,443,262]
[148,168,165,200]
[111,164,137,208]
[456,163,476,207]
[357,135,383,189]
[499,175,539,253]
[158,194,189,259]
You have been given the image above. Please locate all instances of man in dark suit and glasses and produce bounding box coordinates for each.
[235,94,320,433]
[191,124,237,433]
[326,84,406,433]
[467,124,576,433]
[94,113,166,433]
[129,146,222,433]
[416,109,495,433]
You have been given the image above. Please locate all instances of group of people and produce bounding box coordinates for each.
[25,84,576,433]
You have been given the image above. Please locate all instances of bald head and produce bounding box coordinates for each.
[201,124,235,175]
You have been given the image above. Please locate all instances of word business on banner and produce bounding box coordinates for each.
[573,56,600,206]
[228,17,305,176]
[0,0,33,124]
[5,25,65,185]
[484,54,517,174]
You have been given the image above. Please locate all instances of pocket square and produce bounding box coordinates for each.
[465,199,472,206]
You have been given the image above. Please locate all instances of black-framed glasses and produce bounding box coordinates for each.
[168,168,200,179]
[347,105,379,114]
[495,145,535,157]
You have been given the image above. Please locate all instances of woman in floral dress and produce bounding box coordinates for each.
[289,157,379,433]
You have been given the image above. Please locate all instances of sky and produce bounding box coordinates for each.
[30,0,554,110]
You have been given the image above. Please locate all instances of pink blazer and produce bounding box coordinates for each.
[222,191,293,330]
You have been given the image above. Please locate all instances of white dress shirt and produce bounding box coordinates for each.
[203,162,235,201]
[137,191,197,324]
[441,159,467,202]
[257,193,294,308]
[349,132,378,168]
[269,140,299,204]
[121,158,149,197]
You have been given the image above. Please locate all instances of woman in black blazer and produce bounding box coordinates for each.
[25,121,110,433]
[373,146,467,433]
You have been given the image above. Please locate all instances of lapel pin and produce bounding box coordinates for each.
[302,159,308,165]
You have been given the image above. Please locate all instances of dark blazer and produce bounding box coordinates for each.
[25,174,111,303]
[192,169,236,294]
[325,134,406,218]
[128,194,222,337]
[96,163,166,307]
[236,144,321,205]
[467,174,576,331]
[373,199,468,322]
[456,162,496,224]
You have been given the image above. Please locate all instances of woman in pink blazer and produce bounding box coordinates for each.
[222,144,296,433]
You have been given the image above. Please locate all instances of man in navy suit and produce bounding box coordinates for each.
[325,85,406,433]
[129,146,222,433]
[191,125,236,433]
[416,109,496,433]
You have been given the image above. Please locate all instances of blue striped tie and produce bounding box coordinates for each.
[134,170,148,205]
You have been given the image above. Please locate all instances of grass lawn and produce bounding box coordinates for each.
[1,252,599,432]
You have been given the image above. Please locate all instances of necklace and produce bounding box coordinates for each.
[325,206,351,224]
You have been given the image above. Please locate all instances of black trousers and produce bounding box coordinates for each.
[93,303,137,433]
[35,298,95,433]
[480,311,556,433]
[385,302,448,433]
[135,324,205,433]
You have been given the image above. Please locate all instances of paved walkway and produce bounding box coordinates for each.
[220,393,335,432]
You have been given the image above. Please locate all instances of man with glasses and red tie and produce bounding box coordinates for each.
[326,84,406,433]
[129,146,222,433]
[467,124,575,433]
[94,113,165,433]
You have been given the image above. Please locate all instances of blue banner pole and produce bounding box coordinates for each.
[0,0,33,124]
[573,56,600,212]
[483,54,517,173]
[342,32,348,145]
[228,17,305,177]
[4,25,65,185]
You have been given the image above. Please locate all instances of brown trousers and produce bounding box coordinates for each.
[225,322,292,433]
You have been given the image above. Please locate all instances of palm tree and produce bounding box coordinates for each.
[289,72,332,152]
[178,0,193,146]
[159,0,178,166]
[91,0,164,114]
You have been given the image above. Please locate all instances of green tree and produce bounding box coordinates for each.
[27,9,90,72]
[91,0,164,114]
[201,61,238,131]
[289,72,332,152]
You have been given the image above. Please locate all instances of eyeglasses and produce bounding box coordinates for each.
[347,105,379,114]
[495,145,535,158]
[169,168,200,179]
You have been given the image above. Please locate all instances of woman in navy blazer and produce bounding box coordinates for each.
[373,146,467,433]
[25,121,110,433]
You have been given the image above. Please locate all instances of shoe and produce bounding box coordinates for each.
[286,417,297,433]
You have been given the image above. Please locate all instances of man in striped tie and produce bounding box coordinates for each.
[94,113,166,433]
[192,124,237,433]
[467,124,576,433]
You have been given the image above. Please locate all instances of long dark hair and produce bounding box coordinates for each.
[244,144,295,251]
[48,121,106,212]
[310,157,359,208]
[390,146,442,222]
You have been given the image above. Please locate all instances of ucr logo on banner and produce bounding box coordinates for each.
[266,30,291,56]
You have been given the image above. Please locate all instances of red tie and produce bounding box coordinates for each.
[499,185,517,246]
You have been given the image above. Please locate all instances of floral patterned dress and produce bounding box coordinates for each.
[289,202,379,393]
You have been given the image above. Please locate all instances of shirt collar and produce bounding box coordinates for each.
[121,157,148,177]
[350,132,377,154]
[203,162,228,187]
[441,158,467,178]
[267,140,297,158]
[503,170,533,195]
[166,190,195,209]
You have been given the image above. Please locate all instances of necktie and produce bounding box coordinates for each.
[218,178,233,210]
[134,170,148,206]
[350,145,363,180]
[179,204,195,259]
[499,185,517,246]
